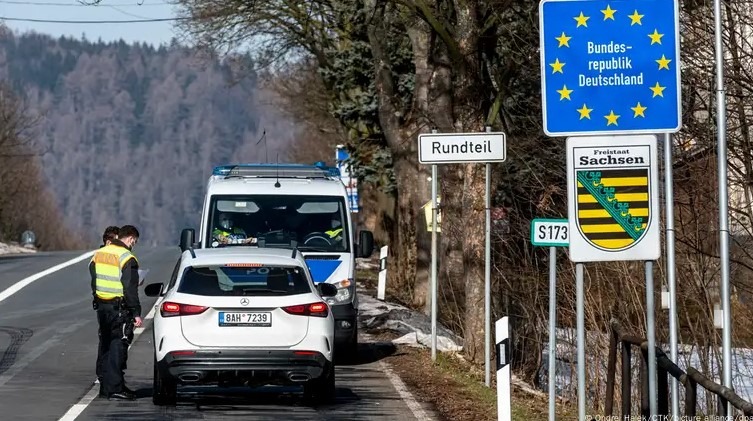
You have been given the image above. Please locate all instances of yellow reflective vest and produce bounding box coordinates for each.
[325,227,343,238]
[91,244,138,300]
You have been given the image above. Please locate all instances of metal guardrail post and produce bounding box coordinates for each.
[605,329,618,415]
[640,349,649,417]
[621,342,632,418]
[686,378,697,416]
[718,396,729,417]
[658,367,669,415]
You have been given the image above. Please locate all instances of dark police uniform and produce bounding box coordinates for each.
[90,239,141,399]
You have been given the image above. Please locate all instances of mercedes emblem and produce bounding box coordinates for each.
[240,298,249,306]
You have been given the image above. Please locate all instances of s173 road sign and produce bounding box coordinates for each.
[531,218,570,247]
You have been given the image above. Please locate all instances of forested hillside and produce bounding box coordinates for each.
[0,30,296,247]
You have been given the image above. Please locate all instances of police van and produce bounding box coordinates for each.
[178,162,374,358]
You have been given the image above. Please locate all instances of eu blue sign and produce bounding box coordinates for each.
[539,0,681,137]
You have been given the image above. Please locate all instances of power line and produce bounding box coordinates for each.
[0,15,186,23]
[0,0,172,6]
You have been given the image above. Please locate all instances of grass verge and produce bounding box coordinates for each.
[380,342,575,420]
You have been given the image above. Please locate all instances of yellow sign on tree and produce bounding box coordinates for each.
[421,196,441,232]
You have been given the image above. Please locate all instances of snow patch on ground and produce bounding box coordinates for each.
[358,284,463,352]
[0,242,36,255]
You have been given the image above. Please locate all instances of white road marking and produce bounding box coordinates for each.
[378,360,433,420]
[57,297,162,421]
[0,251,95,304]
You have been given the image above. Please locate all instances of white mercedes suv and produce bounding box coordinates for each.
[144,247,337,406]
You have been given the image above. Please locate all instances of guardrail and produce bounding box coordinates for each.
[604,319,753,417]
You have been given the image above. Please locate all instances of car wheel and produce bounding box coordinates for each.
[335,322,359,364]
[152,356,177,406]
[303,363,335,405]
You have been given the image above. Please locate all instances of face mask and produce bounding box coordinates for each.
[220,219,231,230]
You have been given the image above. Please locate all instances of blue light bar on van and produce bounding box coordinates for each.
[211,162,341,178]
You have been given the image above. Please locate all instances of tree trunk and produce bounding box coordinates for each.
[407,20,436,311]
[366,1,431,305]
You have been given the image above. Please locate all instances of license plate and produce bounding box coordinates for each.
[218,311,272,327]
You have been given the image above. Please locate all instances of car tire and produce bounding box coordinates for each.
[303,363,335,405]
[152,356,177,406]
[335,321,359,364]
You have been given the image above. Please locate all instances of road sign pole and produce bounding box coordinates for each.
[576,262,585,421]
[530,218,567,419]
[417,129,507,363]
[646,260,657,415]
[431,162,438,362]
[485,126,493,387]
[663,133,679,418]
[548,245,557,421]
[714,0,732,412]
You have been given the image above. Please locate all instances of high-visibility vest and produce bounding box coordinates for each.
[325,228,343,238]
[92,244,137,300]
[213,227,246,238]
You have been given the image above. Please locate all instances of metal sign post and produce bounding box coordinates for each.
[484,126,493,387]
[530,218,569,421]
[645,260,657,413]
[418,130,506,377]
[431,161,438,361]
[663,133,680,418]
[713,0,732,413]
[575,263,585,421]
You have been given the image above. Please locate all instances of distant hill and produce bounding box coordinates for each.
[0,30,297,247]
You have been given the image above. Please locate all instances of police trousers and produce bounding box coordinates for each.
[96,300,134,395]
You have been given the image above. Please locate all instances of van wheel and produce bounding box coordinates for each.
[152,356,177,406]
[303,363,335,405]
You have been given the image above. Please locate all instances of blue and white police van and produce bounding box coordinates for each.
[178,162,374,358]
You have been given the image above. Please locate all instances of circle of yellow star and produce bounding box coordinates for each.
[550,58,565,74]
[574,12,590,28]
[648,29,664,45]
[656,54,672,70]
[631,102,647,118]
[604,110,620,126]
[601,5,617,20]
[650,82,666,97]
[555,32,571,48]
[629,10,644,25]
[577,104,592,120]
[557,85,573,100]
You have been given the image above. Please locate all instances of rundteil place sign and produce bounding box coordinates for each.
[418,132,506,164]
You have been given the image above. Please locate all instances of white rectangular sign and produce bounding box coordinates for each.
[566,135,660,262]
[530,219,569,247]
[418,132,506,164]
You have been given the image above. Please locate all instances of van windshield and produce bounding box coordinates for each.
[206,194,349,252]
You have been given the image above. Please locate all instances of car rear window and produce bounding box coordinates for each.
[177,265,312,296]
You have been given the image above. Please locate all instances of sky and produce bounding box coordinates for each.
[0,0,181,45]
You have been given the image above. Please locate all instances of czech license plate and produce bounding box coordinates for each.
[218,311,272,327]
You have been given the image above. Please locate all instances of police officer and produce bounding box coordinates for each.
[90,225,143,400]
[212,212,256,244]
[93,225,120,388]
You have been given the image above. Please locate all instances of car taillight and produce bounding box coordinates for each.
[283,302,329,318]
[160,301,208,317]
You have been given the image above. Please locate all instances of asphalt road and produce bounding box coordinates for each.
[0,248,437,421]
